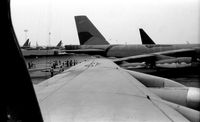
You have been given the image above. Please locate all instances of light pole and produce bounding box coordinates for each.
[24,29,28,41]
[48,32,51,47]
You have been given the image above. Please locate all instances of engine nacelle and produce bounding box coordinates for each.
[156,63,191,68]
[156,57,192,64]
[149,87,200,110]
[187,87,200,110]
[157,99,200,122]
[125,69,185,87]
[65,45,81,50]
[120,62,146,69]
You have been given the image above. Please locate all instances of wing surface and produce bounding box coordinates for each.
[35,58,190,122]
[113,48,197,64]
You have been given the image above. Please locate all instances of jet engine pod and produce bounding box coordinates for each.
[160,99,200,122]
[125,69,185,87]
[187,87,200,110]
[149,87,200,110]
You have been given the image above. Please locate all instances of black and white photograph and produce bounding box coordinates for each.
[5,0,200,121]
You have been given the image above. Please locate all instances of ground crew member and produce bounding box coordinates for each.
[50,67,54,77]
[70,60,72,66]
[66,60,69,67]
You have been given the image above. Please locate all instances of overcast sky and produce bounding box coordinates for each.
[11,0,200,46]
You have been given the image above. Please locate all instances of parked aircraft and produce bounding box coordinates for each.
[22,39,64,51]
[21,38,31,49]
[45,40,64,50]
[21,39,42,50]
[65,15,200,69]
[137,28,199,68]
[5,2,200,121]
[21,40,65,57]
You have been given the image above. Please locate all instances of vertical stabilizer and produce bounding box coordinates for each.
[139,28,155,44]
[75,15,109,45]
[56,40,63,47]
[28,41,31,47]
[36,41,39,47]
[22,38,30,47]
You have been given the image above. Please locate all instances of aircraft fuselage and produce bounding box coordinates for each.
[78,44,200,57]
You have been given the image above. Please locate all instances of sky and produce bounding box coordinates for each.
[11,0,200,46]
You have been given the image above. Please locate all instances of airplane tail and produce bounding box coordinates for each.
[56,40,63,47]
[23,38,30,47]
[75,15,109,45]
[36,41,39,47]
[139,28,155,44]
[28,41,31,47]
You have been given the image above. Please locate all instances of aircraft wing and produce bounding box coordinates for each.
[113,48,197,65]
[64,48,106,55]
[34,58,199,122]
[153,48,197,57]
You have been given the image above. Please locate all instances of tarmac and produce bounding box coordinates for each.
[26,54,200,88]
[26,54,95,84]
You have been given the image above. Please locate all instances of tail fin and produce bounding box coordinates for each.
[28,41,31,47]
[23,38,30,47]
[36,41,39,47]
[75,15,109,45]
[139,28,155,44]
[56,40,63,47]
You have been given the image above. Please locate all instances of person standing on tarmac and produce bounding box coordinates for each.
[50,67,54,77]
[66,60,69,67]
[70,60,73,67]
[28,62,31,69]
